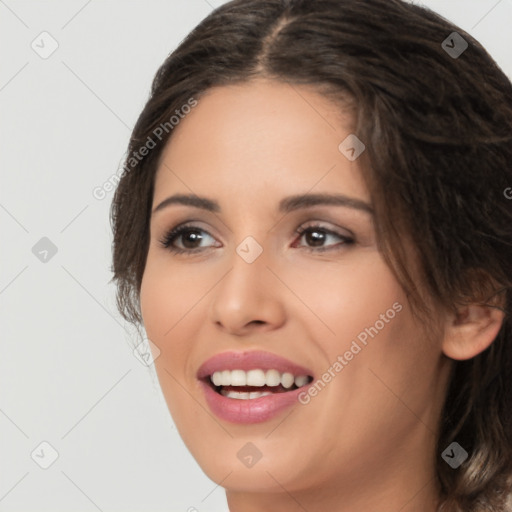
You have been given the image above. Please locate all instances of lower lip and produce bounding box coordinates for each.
[199,380,307,424]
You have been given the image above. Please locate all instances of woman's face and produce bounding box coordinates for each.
[140,79,451,507]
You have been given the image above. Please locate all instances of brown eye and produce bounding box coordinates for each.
[294,225,354,252]
[303,229,327,247]
[159,225,218,254]
[178,229,204,249]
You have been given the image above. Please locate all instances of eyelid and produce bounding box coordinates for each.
[295,220,354,238]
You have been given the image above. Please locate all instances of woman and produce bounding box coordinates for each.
[110,0,512,510]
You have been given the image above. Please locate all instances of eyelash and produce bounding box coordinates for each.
[158,223,354,255]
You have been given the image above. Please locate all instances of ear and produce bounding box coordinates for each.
[442,302,505,361]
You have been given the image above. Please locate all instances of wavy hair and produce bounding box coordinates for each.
[110,1,512,509]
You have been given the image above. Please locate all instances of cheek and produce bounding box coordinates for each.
[139,250,222,385]
[140,261,171,342]
[287,248,404,341]
[290,250,432,408]
[140,256,185,375]
[140,251,204,340]
[139,255,201,415]
[297,253,439,436]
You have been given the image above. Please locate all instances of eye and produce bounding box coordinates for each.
[159,224,219,255]
[159,222,354,255]
[293,224,354,252]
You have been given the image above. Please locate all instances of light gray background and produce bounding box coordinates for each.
[1,1,511,511]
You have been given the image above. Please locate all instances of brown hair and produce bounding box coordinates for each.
[110,0,512,509]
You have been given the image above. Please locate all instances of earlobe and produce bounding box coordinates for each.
[441,303,505,361]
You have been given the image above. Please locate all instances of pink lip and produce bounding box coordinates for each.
[199,380,309,424]
[196,350,314,424]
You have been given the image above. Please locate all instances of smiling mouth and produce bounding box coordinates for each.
[201,370,314,400]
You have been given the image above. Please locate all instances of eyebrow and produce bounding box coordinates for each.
[152,192,374,216]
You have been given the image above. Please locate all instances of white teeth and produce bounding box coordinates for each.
[246,369,266,386]
[248,391,271,399]
[265,369,281,387]
[230,369,246,386]
[294,375,309,387]
[221,370,231,386]
[212,372,223,386]
[281,372,295,389]
[210,369,310,389]
[220,389,274,399]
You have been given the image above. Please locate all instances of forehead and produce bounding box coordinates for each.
[153,79,368,208]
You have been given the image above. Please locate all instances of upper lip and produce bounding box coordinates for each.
[196,350,314,380]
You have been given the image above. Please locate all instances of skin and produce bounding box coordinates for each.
[139,79,504,512]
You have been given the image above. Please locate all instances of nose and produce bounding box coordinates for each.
[208,243,286,336]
